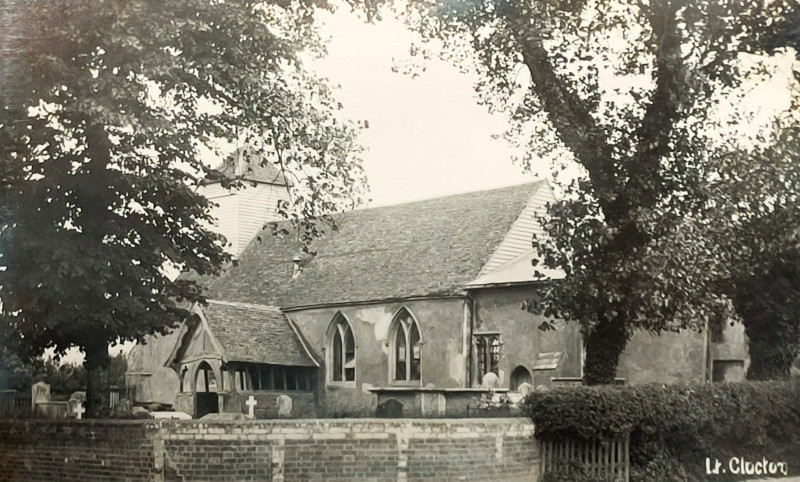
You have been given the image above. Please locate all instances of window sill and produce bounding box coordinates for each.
[327,381,357,389]
[235,389,314,393]
[389,380,422,387]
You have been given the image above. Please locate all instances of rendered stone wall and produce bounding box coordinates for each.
[471,286,583,388]
[618,329,706,384]
[289,298,469,417]
[0,417,538,481]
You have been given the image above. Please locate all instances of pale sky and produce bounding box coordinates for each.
[310,8,537,207]
[309,8,797,207]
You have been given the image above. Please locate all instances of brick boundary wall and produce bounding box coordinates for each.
[0,418,538,481]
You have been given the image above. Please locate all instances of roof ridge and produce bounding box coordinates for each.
[356,179,546,212]
[206,299,282,312]
[255,180,548,233]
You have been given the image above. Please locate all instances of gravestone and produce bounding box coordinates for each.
[132,406,152,419]
[517,382,534,396]
[68,391,86,418]
[31,381,50,411]
[73,401,85,419]
[245,395,258,417]
[115,399,133,417]
[376,399,403,418]
[276,394,292,418]
[482,372,500,389]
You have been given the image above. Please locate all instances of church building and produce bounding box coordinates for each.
[127,157,748,418]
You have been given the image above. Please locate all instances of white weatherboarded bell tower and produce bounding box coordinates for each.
[199,146,294,255]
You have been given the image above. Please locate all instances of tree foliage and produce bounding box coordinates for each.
[395,0,800,383]
[715,128,800,380]
[0,0,365,415]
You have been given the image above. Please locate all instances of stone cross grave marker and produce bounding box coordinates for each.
[73,401,85,419]
[245,395,257,417]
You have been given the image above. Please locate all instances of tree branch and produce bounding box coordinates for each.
[629,0,685,208]
[499,1,617,208]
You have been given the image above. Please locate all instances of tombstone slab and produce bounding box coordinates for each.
[482,372,500,389]
[31,381,50,411]
[69,391,86,403]
[132,406,151,419]
[67,392,85,415]
[276,394,292,418]
[376,399,403,418]
[150,411,192,420]
[201,412,251,421]
[115,399,133,417]
[517,382,535,396]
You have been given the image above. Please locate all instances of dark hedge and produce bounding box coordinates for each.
[522,381,800,481]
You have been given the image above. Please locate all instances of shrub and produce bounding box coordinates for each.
[522,382,800,481]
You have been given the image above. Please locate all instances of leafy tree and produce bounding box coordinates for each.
[48,362,88,399]
[0,0,365,416]
[396,0,799,383]
[734,262,800,380]
[709,128,800,380]
[0,346,48,390]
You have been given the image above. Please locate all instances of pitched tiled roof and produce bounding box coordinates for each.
[202,300,317,367]
[203,181,546,308]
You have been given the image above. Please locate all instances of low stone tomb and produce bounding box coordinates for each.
[150,411,192,420]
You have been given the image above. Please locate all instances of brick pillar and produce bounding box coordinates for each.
[397,434,409,482]
[272,438,285,482]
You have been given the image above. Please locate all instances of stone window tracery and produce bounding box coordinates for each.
[475,334,502,379]
[328,313,356,384]
[390,308,421,383]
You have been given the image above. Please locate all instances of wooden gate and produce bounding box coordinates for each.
[540,433,630,482]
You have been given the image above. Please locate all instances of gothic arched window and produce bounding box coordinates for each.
[390,308,421,383]
[475,334,502,380]
[328,313,356,384]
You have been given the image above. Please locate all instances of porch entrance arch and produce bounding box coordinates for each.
[194,361,219,417]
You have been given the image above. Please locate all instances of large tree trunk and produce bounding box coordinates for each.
[735,268,800,381]
[84,342,111,418]
[583,315,630,385]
